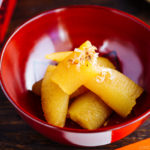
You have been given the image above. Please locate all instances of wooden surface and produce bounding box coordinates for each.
[0,0,150,149]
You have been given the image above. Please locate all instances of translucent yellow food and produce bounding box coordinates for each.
[32,79,42,96]
[70,86,87,99]
[85,67,143,117]
[45,50,115,70]
[68,92,112,130]
[32,40,144,129]
[41,65,69,127]
[32,79,87,99]
[97,57,115,69]
[50,41,99,95]
[45,51,72,62]
[32,51,116,96]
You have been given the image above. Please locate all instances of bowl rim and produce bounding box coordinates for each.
[0,5,150,133]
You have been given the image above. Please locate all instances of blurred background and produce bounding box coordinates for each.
[0,0,150,150]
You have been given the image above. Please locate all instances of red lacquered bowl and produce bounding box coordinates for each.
[0,6,150,147]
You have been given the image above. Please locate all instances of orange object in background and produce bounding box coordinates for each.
[116,138,150,150]
[0,0,16,44]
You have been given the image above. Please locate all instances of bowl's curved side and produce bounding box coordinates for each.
[17,108,148,147]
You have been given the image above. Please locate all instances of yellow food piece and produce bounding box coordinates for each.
[79,40,94,50]
[85,68,143,117]
[32,56,115,96]
[41,65,69,127]
[97,57,115,69]
[50,41,99,95]
[45,51,72,62]
[68,92,112,130]
[31,80,88,98]
[70,86,87,99]
[32,79,42,96]
[46,50,115,69]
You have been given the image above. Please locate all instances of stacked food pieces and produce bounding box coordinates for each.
[32,41,143,130]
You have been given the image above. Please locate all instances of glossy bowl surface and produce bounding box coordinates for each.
[0,5,150,147]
